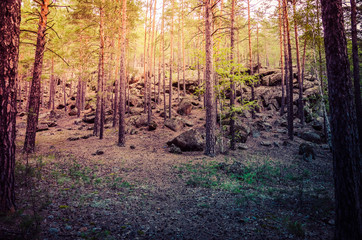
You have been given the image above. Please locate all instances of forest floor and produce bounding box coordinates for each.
[0,103,334,240]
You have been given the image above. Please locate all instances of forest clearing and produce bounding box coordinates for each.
[0,0,361,239]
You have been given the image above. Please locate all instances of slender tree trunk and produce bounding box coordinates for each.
[293,0,304,125]
[63,77,67,112]
[0,0,21,213]
[161,0,166,121]
[169,0,175,119]
[113,10,122,127]
[350,0,362,152]
[94,1,105,138]
[230,0,236,150]
[321,1,362,239]
[143,0,150,114]
[248,0,255,117]
[283,0,293,140]
[279,0,286,116]
[317,0,327,139]
[204,0,216,157]
[48,57,55,110]
[118,0,127,146]
[181,0,186,96]
[24,0,50,153]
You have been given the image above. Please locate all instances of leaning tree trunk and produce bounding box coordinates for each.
[118,0,127,146]
[204,0,216,157]
[350,0,362,152]
[0,0,21,214]
[24,0,50,153]
[320,0,362,239]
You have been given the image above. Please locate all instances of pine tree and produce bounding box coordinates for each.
[321,0,362,238]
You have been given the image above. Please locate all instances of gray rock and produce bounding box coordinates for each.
[167,128,205,151]
[260,141,272,147]
[49,228,60,234]
[237,143,249,150]
[299,142,315,161]
[36,123,49,132]
[148,121,157,131]
[299,131,323,144]
[165,118,184,132]
[169,144,182,154]
[177,99,193,115]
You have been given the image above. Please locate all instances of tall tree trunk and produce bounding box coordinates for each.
[317,0,327,139]
[230,0,236,150]
[143,0,150,114]
[350,0,362,152]
[118,0,127,146]
[247,0,255,118]
[94,1,105,138]
[63,77,67,112]
[113,4,122,127]
[147,0,157,125]
[48,57,55,110]
[0,0,21,213]
[181,0,186,96]
[320,1,362,239]
[279,0,286,116]
[283,0,294,140]
[293,0,304,125]
[161,0,166,121]
[169,0,175,119]
[204,0,216,157]
[24,0,50,153]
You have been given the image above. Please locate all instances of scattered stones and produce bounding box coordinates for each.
[81,134,93,139]
[130,145,136,149]
[48,227,60,234]
[67,137,80,141]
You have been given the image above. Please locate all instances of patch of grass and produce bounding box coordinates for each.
[285,218,305,238]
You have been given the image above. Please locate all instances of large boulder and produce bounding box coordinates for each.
[165,118,184,132]
[234,120,251,143]
[298,131,323,144]
[261,73,282,86]
[177,99,193,115]
[167,128,205,151]
[83,113,95,123]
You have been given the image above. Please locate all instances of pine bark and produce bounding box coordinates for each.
[24,0,50,153]
[118,0,127,146]
[0,0,21,213]
[283,0,294,140]
[350,0,362,152]
[320,0,362,239]
[204,0,216,156]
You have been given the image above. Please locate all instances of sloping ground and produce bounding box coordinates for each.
[0,104,334,240]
